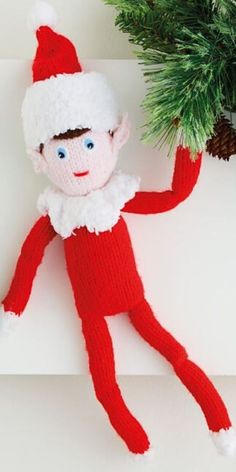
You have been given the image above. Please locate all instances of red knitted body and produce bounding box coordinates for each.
[2,148,233,454]
[64,217,144,318]
[64,225,231,454]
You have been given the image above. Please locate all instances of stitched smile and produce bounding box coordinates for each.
[73,170,90,178]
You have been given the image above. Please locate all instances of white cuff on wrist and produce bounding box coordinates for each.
[0,305,21,335]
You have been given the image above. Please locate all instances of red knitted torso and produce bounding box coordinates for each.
[64,216,144,319]
[3,149,234,454]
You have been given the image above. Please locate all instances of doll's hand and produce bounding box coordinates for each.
[0,305,21,336]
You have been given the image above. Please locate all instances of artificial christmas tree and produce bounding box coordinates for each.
[105,0,236,159]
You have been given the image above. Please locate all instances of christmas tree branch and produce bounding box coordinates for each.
[104,0,236,155]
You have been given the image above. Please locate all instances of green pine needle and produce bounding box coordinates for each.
[104,0,236,156]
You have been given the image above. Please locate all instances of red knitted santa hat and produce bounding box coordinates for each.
[22,1,120,151]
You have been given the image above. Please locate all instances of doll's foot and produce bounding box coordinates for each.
[134,445,155,463]
[0,305,20,336]
[211,427,236,457]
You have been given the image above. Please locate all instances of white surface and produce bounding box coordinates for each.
[0,59,236,375]
[0,376,235,472]
[0,0,134,59]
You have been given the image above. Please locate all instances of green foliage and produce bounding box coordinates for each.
[104,0,236,156]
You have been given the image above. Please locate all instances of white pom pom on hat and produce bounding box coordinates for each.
[27,1,58,32]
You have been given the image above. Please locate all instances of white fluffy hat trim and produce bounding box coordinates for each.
[21,71,120,150]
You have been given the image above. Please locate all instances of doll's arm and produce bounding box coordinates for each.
[1,215,56,317]
[123,146,202,214]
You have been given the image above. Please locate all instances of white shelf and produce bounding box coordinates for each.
[0,59,236,374]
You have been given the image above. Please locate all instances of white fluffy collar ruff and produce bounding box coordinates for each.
[37,171,140,238]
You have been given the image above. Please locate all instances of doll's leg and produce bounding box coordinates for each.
[81,315,150,455]
[129,298,236,455]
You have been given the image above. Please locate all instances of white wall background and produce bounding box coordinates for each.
[0,376,236,472]
[0,1,236,471]
[0,0,134,59]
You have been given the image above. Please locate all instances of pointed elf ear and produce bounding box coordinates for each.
[112,113,131,152]
[28,149,48,174]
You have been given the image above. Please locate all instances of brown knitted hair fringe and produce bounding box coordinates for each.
[39,128,114,153]
[39,128,90,153]
[54,128,91,140]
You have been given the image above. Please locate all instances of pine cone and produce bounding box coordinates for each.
[206,115,236,161]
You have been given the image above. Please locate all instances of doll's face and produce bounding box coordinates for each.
[32,115,130,196]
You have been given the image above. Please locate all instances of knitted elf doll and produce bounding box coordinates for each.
[1,1,236,458]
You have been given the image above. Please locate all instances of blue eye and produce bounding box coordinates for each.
[83,137,95,151]
[56,147,68,159]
